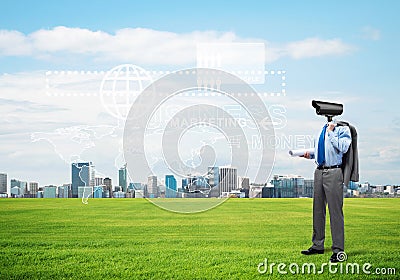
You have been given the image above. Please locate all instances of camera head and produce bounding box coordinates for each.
[312,100,343,122]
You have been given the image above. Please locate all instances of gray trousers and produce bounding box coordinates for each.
[311,168,344,253]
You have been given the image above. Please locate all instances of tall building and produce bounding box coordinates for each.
[95,177,104,186]
[29,182,39,196]
[71,162,95,198]
[0,173,7,194]
[119,164,127,192]
[165,175,177,191]
[103,177,112,198]
[147,175,158,198]
[11,179,27,196]
[218,166,237,197]
[207,166,220,197]
[165,175,177,198]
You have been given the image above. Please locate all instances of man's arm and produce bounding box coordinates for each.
[327,124,351,154]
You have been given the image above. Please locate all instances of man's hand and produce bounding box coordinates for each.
[327,122,336,132]
[303,151,311,159]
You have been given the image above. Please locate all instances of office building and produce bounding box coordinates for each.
[147,175,158,198]
[238,177,250,198]
[303,179,314,198]
[95,177,104,186]
[238,177,250,189]
[93,186,103,198]
[270,175,305,198]
[165,175,177,191]
[261,183,274,198]
[29,182,39,196]
[134,189,144,198]
[219,166,237,197]
[165,175,177,198]
[78,186,93,198]
[11,179,27,196]
[207,166,220,197]
[0,173,7,194]
[113,191,125,198]
[71,162,95,198]
[103,177,112,197]
[58,185,70,198]
[11,186,21,197]
[43,185,57,198]
[119,164,127,192]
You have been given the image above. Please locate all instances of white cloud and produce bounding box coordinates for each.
[284,38,355,59]
[0,26,355,65]
[30,26,111,53]
[0,30,31,55]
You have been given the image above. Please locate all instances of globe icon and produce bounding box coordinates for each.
[100,64,152,120]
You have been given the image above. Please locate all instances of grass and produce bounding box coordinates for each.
[0,198,399,279]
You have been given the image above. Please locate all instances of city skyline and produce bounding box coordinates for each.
[1,160,398,198]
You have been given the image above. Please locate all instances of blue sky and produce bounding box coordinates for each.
[1,1,399,187]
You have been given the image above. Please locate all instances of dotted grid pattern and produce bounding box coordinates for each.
[45,69,286,97]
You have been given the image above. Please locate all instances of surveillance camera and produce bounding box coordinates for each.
[312,100,343,121]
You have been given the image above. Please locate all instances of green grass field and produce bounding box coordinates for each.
[0,198,399,279]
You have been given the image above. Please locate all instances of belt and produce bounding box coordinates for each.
[317,165,342,170]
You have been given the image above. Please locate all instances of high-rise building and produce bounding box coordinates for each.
[165,175,177,198]
[207,166,220,197]
[147,175,158,198]
[119,164,127,192]
[103,177,112,198]
[0,173,7,194]
[11,179,27,196]
[218,166,237,197]
[165,175,177,191]
[95,177,104,186]
[29,182,39,196]
[71,162,95,198]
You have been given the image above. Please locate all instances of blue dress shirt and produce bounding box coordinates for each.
[311,124,352,166]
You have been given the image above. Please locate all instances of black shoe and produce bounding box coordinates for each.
[330,253,339,263]
[301,247,324,255]
[330,252,347,263]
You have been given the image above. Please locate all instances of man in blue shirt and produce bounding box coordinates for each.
[301,122,351,262]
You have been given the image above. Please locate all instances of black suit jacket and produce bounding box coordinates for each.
[337,121,359,186]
